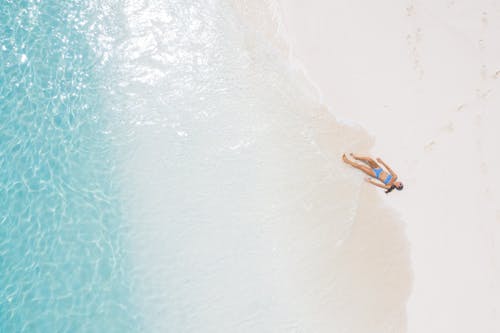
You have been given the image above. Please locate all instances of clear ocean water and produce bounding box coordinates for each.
[0,1,139,331]
[1,1,410,332]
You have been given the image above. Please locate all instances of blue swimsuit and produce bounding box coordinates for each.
[373,168,392,185]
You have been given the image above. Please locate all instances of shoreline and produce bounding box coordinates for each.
[276,0,500,332]
[110,0,413,330]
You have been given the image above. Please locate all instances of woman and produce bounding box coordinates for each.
[342,153,404,193]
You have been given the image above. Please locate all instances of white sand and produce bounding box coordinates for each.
[277,0,500,332]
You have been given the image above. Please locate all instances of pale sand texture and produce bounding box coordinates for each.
[277,0,500,332]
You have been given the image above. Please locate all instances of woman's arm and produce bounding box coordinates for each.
[376,158,397,178]
[365,177,390,189]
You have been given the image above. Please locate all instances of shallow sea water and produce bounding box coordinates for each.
[0,1,139,332]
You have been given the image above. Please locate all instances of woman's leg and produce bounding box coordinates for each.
[343,154,376,177]
[350,153,379,169]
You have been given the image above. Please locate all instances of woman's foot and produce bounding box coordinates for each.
[342,153,350,163]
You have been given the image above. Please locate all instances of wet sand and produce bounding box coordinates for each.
[277,0,500,331]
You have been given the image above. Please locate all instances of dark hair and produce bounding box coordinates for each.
[385,185,396,194]
[386,183,404,194]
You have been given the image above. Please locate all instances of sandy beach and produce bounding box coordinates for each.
[277,0,500,331]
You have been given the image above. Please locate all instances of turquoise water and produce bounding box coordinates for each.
[0,1,139,331]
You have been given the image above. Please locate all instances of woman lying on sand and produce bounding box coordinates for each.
[342,153,404,193]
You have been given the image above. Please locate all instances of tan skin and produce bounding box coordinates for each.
[342,153,403,191]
